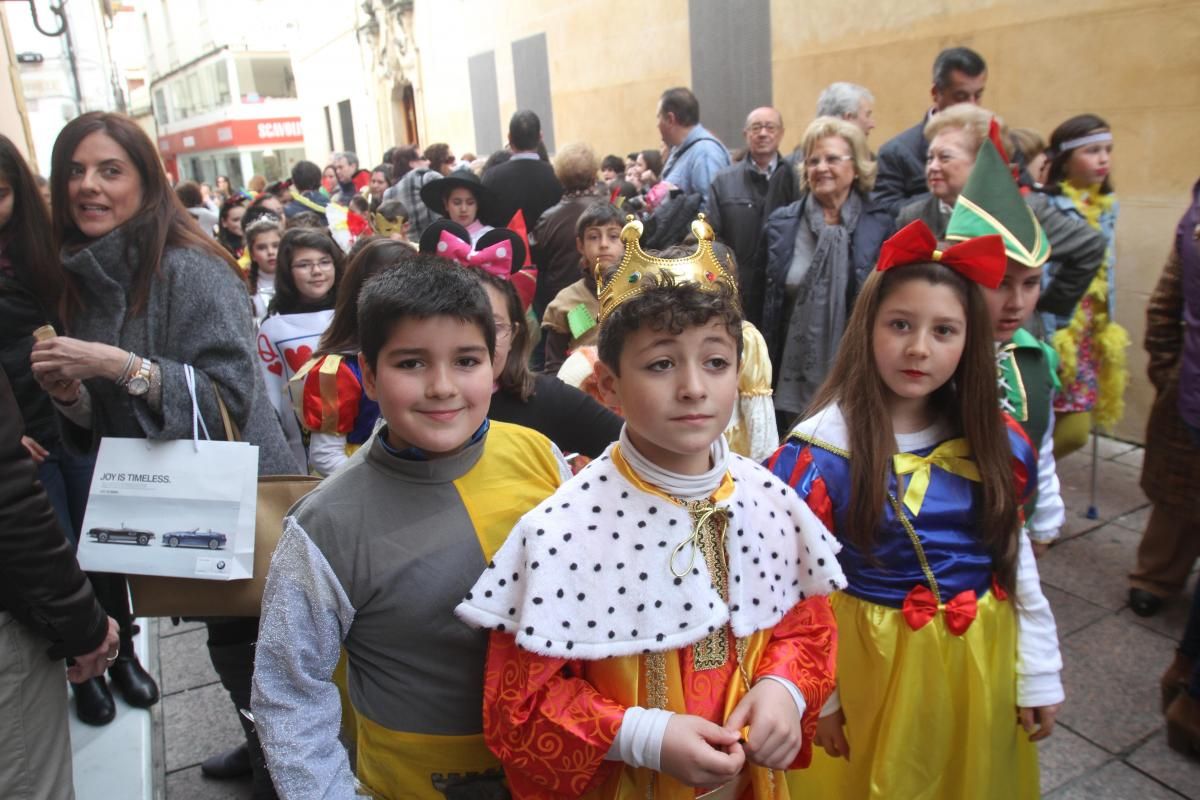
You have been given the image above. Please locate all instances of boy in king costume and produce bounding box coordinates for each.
[252,257,568,799]
[457,216,846,799]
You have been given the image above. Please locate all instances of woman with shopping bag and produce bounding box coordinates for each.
[30,111,296,799]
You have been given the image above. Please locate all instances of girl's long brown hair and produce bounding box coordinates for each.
[806,261,1021,593]
[49,112,241,323]
[0,134,62,316]
[317,236,415,356]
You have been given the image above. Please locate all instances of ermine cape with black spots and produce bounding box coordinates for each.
[456,443,846,659]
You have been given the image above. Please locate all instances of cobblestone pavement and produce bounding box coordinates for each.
[146,436,1200,799]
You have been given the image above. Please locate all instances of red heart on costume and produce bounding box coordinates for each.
[267,361,283,376]
[283,345,313,373]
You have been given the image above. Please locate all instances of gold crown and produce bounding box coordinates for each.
[596,214,738,321]
[372,210,406,237]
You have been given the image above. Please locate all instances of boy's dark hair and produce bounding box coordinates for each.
[286,211,326,230]
[597,270,743,375]
[377,200,409,221]
[508,110,541,151]
[600,154,625,174]
[358,254,496,369]
[932,47,987,89]
[291,160,322,191]
[349,195,370,213]
[575,202,625,238]
[424,143,453,173]
[175,181,203,208]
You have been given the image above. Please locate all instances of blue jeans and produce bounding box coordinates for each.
[36,442,96,548]
[37,444,134,629]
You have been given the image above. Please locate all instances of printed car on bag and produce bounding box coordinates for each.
[87,525,155,546]
[161,529,228,550]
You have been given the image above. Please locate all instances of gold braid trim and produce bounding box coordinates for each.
[888,493,941,604]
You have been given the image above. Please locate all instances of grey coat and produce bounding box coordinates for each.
[59,228,298,475]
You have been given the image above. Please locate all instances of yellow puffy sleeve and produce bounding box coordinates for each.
[738,322,773,397]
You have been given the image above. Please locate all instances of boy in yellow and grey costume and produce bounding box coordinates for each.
[252,420,566,799]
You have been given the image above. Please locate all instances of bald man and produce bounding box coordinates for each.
[706,106,798,325]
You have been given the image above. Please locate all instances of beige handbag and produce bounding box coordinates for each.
[129,389,321,617]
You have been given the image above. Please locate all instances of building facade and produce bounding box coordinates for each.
[408,0,1200,441]
[141,0,304,188]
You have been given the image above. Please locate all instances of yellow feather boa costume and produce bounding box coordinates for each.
[1051,182,1129,431]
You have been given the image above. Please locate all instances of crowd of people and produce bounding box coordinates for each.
[2,41,1199,800]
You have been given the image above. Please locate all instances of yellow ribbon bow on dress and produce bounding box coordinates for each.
[892,438,981,516]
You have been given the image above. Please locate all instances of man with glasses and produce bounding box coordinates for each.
[707,106,797,304]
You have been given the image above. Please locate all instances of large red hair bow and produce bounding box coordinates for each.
[876,220,1007,289]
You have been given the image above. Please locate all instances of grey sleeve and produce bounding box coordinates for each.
[252,519,358,800]
[872,145,912,218]
[134,252,259,443]
[1029,195,1106,318]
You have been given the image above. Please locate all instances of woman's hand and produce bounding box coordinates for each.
[21,436,49,464]
[31,337,131,388]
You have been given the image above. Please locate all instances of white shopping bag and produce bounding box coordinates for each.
[77,366,259,581]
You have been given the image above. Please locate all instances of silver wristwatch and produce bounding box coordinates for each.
[127,358,153,396]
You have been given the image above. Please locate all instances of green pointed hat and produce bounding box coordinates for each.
[944,138,1051,267]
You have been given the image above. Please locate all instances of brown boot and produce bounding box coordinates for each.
[1166,692,1200,758]
[1162,652,1195,712]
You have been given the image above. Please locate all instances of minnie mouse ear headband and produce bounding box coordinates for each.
[876,220,1006,289]
[419,220,537,310]
[418,172,502,226]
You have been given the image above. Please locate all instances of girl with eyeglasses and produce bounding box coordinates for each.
[257,228,344,470]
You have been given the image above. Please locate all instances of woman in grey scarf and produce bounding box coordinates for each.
[30,112,293,799]
[758,117,894,428]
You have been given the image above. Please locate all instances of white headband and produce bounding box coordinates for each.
[1058,131,1112,152]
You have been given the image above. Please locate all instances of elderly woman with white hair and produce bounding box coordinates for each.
[757,116,894,426]
[815,81,877,138]
[896,104,995,236]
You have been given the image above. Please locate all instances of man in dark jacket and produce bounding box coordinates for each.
[707,106,798,302]
[482,110,563,229]
[332,151,370,205]
[284,160,329,219]
[0,367,118,797]
[875,47,987,216]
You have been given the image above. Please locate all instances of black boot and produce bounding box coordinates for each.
[108,622,160,708]
[200,742,252,780]
[207,629,277,800]
[72,676,116,726]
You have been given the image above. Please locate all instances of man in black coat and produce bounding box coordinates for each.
[0,367,117,797]
[707,106,798,306]
[875,47,988,217]
[482,110,563,229]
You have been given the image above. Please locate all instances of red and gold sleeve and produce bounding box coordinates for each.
[300,356,362,435]
[752,596,838,769]
[483,632,626,797]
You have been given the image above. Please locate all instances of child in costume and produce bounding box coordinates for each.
[944,139,1066,555]
[558,237,780,462]
[243,212,283,322]
[1037,114,1128,456]
[768,220,1064,799]
[256,228,343,471]
[419,172,499,246]
[253,257,568,799]
[457,216,846,798]
[289,237,416,477]
[541,202,623,374]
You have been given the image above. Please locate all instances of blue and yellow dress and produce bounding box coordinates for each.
[767,404,1041,800]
